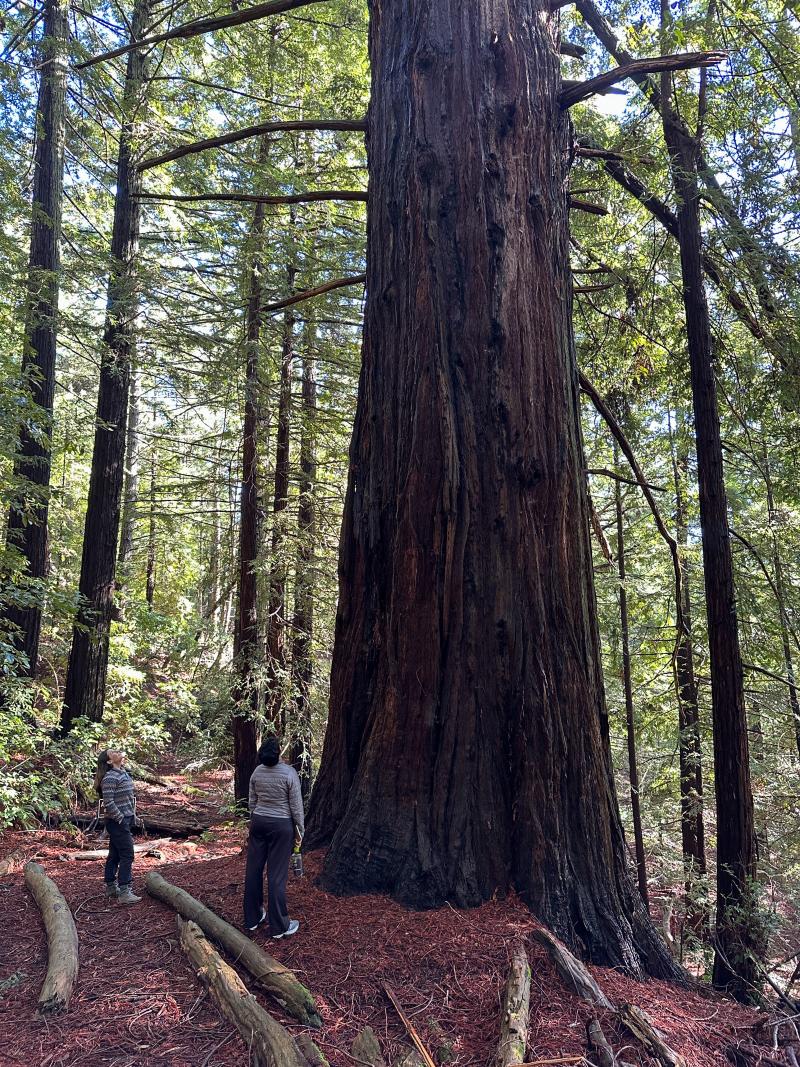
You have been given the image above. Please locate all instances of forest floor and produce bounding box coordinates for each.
[0,767,782,1067]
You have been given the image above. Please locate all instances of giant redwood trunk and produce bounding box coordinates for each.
[2,0,68,678]
[661,84,759,996]
[306,0,677,977]
[61,0,152,731]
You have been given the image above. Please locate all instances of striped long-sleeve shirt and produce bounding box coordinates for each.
[102,768,136,824]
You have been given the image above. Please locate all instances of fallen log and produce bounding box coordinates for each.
[587,1018,619,1067]
[0,848,26,876]
[68,811,209,838]
[497,940,531,1067]
[177,917,314,1067]
[618,1004,685,1067]
[530,929,614,1010]
[146,871,321,1028]
[24,861,79,1014]
[64,838,197,860]
[352,1026,387,1067]
[297,1035,330,1066]
[127,760,175,789]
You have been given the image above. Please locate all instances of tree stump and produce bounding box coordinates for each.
[531,929,614,1009]
[146,870,321,1027]
[177,917,314,1067]
[496,939,531,1067]
[24,861,79,1014]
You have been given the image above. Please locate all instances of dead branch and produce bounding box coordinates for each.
[569,197,609,216]
[76,0,332,69]
[24,861,79,1015]
[587,467,666,492]
[530,928,614,1010]
[561,52,725,107]
[618,1004,685,1067]
[146,871,321,1027]
[383,983,437,1067]
[560,42,588,59]
[497,940,532,1067]
[578,372,686,642]
[262,274,366,315]
[139,118,367,171]
[137,190,367,206]
[177,917,315,1067]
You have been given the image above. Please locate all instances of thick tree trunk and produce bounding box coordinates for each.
[1,0,69,678]
[117,363,141,583]
[264,269,295,730]
[614,459,648,906]
[289,324,316,799]
[61,0,152,731]
[660,71,759,998]
[232,165,269,803]
[307,0,677,978]
[669,412,706,880]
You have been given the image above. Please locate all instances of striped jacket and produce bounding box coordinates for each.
[102,768,136,824]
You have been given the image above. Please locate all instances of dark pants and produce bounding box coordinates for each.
[243,815,293,934]
[104,817,134,888]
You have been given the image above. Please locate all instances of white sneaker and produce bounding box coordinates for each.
[247,908,266,931]
[273,919,300,940]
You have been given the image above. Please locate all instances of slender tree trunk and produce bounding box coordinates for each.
[264,265,295,730]
[761,442,800,762]
[307,0,677,978]
[1,0,69,678]
[145,450,157,609]
[231,149,270,803]
[61,0,152,730]
[614,451,648,907]
[659,52,759,998]
[289,321,316,800]
[117,363,141,583]
[669,411,706,880]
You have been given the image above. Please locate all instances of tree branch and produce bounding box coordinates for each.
[561,52,726,108]
[136,190,367,206]
[569,197,608,216]
[587,467,666,492]
[579,371,686,640]
[262,274,366,315]
[76,0,332,69]
[139,118,367,171]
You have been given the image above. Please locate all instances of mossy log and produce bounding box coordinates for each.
[497,939,531,1067]
[146,870,321,1027]
[24,861,79,1014]
[530,928,614,1009]
[177,917,315,1067]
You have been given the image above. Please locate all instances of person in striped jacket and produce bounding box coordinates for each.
[95,750,141,904]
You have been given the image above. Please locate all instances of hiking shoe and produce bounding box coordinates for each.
[273,919,300,940]
[117,886,141,904]
[105,881,119,898]
[248,908,266,932]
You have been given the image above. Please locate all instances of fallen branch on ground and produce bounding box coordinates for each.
[618,1004,685,1067]
[146,870,321,1027]
[64,838,197,860]
[383,983,437,1067]
[496,940,532,1067]
[177,917,316,1067]
[24,861,79,1014]
[530,928,614,1010]
[587,1018,619,1067]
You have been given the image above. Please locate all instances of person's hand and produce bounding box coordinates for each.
[132,815,144,830]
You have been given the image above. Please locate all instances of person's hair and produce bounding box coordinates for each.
[93,750,112,795]
[258,737,281,767]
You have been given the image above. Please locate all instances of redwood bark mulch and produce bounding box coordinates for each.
[0,828,765,1067]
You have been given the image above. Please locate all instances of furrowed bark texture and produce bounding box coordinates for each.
[307,0,677,977]
[61,0,152,730]
[2,0,68,677]
[660,91,758,998]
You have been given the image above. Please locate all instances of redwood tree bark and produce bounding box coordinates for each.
[2,0,68,678]
[117,363,141,584]
[660,71,759,996]
[307,0,676,977]
[61,0,152,731]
